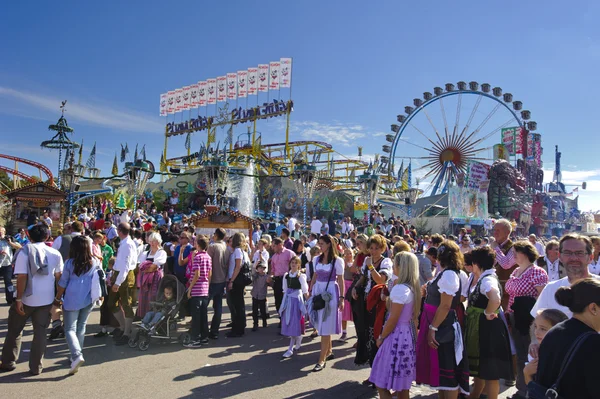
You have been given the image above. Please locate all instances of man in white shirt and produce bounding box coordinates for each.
[42,211,53,227]
[287,214,297,233]
[108,223,138,345]
[0,224,63,375]
[307,233,318,248]
[536,240,564,282]
[0,226,22,304]
[528,234,545,257]
[531,234,597,318]
[310,216,322,235]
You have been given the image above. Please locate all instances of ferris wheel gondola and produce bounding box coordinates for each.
[381,81,537,198]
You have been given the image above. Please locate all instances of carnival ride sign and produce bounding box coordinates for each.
[501,127,524,156]
[465,161,491,190]
[448,186,488,220]
[166,100,292,137]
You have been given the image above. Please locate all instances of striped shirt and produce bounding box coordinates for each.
[190,251,212,297]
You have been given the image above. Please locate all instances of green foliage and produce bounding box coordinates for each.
[321,196,331,211]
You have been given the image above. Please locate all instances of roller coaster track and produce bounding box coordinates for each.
[0,153,54,185]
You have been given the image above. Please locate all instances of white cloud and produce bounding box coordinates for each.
[0,86,163,133]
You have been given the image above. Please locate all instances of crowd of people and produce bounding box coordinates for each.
[0,206,600,399]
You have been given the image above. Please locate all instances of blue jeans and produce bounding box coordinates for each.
[189,296,209,341]
[209,282,226,335]
[142,311,164,327]
[63,303,93,360]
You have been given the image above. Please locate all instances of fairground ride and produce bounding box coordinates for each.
[380,81,537,200]
[0,154,55,192]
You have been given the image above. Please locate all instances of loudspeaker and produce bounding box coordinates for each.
[73,183,81,192]
[405,198,410,205]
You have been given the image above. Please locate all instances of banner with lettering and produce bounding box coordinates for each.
[258,64,269,92]
[248,67,258,95]
[199,81,208,107]
[501,127,524,155]
[280,58,292,88]
[534,134,542,167]
[167,91,175,114]
[448,186,488,220]
[227,73,237,100]
[182,86,191,110]
[160,93,167,116]
[269,61,280,90]
[175,88,184,111]
[237,70,248,98]
[527,132,534,159]
[465,161,491,190]
[217,76,227,102]
[190,84,199,108]
[207,79,217,105]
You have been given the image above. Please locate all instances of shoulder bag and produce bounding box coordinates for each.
[527,331,594,399]
[312,256,335,311]
[234,251,253,287]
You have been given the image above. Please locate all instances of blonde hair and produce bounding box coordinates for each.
[393,252,422,319]
[232,232,247,251]
[289,256,301,270]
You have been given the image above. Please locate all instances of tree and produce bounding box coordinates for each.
[115,192,127,210]
[321,196,331,211]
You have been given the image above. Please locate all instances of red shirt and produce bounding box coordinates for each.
[94,219,105,231]
[504,265,548,313]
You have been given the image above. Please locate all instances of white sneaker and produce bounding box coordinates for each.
[282,349,294,358]
[69,356,85,375]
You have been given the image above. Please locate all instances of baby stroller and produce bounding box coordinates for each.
[128,275,187,351]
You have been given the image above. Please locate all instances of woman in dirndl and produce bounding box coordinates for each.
[416,240,469,398]
[465,247,513,399]
[136,232,166,319]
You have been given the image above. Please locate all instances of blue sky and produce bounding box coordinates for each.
[1,1,599,210]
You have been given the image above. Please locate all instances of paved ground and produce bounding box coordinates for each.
[0,283,518,398]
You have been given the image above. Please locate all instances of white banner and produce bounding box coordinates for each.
[160,93,167,116]
[182,86,191,110]
[269,61,280,90]
[258,64,269,92]
[198,81,208,107]
[280,58,292,88]
[217,76,227,102]
[207,79,217,105]
[227,72,237,100]
[248,67,258,95]
[167,91,175,114]
[175,88,184,111]
[237,70,248,98]
[190,84,199,108]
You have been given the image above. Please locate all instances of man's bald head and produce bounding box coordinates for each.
[118,222,131,238]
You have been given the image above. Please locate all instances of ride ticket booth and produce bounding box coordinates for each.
[4,182,67,235]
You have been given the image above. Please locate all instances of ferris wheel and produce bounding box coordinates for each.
[381,81,537,197]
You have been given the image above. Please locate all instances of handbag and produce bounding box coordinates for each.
[527,331,594,399]
[312,257,335,311]
[234,252,253,287]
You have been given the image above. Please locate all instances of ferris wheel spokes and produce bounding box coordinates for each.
[408,123,445,153]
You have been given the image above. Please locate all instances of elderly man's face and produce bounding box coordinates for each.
[493,224,509,243]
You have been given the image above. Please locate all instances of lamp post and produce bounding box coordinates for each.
[199,152,229,209]
[291,162,317,232]
[41,101,79,187]
[59,150,84,217]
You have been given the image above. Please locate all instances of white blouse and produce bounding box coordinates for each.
[362,257,393,294]
[438,270,460,296]
[138,248,167,268]
[477,269,501,295]
[283,271,309,294]
[314,256,344,276]
[390,283,414,304]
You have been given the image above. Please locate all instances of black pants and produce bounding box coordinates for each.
[1,266,14,304]
[228,283,246,335]
[189,296,209,341]
[272,276,284,314]
[252,298,267,325]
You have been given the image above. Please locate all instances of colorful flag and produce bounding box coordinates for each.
[227,73,237,100]
[134,144,139,162]
[237,70,248,98]
[217,76,227,102]
[182,86,191,110]
[280,58,292,88]
[175,88,184,112]
[167,91,175,114]
[160,93,168,116]
[401,167,409,190]
[86,143,96,169]
[248,67,258,95]
[269,61,280,90]
[190,84,200,108]
[207,128,215,144]
[258,64,269,92]
[120,144,126,162]
[199,81,208,107]
[207,79,217,105]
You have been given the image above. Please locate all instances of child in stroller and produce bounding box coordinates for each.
[140,285,177,333]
